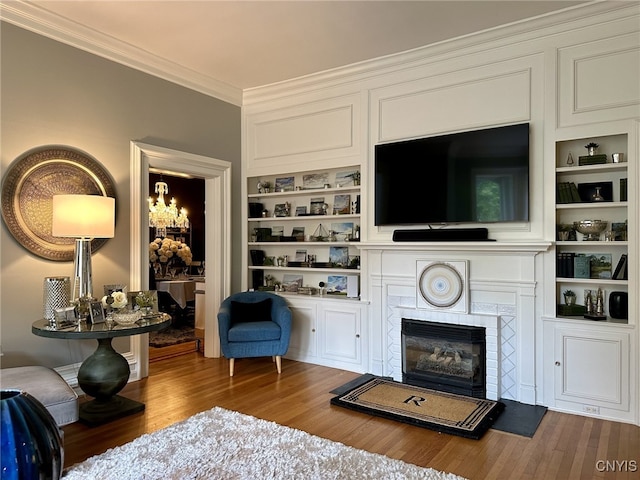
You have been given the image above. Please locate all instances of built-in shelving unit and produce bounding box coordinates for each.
[543,124,636,424]
[246,166,362,299]
[554,132,630,324]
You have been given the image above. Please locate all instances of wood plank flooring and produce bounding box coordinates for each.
[62,353,640,479]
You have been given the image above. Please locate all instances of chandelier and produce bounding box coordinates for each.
[148,180,189,238]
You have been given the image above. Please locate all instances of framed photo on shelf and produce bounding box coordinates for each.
[333,194,350,215]
[612,222,627,241]
[282,274,303,292]
[577,181,613,202]
[310,197,325,215]
[329,246,349,267]
[335,170,358,187]
[295,206,307,216]
[303,172,329,190]
[588,253,612,279]
[331,222,354,241]
[291,227,305,240]
[271,226,284,237]
[275,176,295,192]
[274,203,290,217]
[326,275,347,294]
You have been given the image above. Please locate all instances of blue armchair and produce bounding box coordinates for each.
[217,291,292,376]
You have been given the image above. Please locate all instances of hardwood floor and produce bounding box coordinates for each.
[63,353,640,479]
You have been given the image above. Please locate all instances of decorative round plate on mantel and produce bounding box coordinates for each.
[1,146,117,261]
[416,260,469,313]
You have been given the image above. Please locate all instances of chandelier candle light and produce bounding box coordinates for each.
[148,180,189,238]
[52,194,115,308]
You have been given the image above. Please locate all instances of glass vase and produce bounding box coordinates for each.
[1,390,64,480]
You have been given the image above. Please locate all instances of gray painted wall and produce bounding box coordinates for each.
[0,23,241,368]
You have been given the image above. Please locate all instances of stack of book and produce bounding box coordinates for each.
[556,182,581,203]
[556,252,593,279]
[557,252,576,278]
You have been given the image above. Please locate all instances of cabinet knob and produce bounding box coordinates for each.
[356,334,360,338]
[555,361,561,366]
[312,329,316,333]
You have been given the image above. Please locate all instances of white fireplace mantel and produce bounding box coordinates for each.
[357,241,551,254]
[363,240,550,405]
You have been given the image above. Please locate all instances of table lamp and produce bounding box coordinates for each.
[52,194,115,303]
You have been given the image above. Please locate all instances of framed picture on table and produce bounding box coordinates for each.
[104,284,127,296]
[89,301,106,324]
[127,290,159,313]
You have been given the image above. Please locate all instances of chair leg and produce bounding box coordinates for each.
[229,358,235,377]
[275,355,282,374]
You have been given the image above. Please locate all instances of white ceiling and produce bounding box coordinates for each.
[12,0,587,92]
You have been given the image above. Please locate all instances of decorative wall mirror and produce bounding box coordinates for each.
[1,146,117,261]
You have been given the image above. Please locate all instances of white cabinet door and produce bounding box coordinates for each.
[286,302,317,361]
[554,325,630,412]
[318,303,362,368]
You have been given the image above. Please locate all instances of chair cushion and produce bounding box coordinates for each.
[1,366,79,426]
[228,321,281,342]
[230,298,272,325]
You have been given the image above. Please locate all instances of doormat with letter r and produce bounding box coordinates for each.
[330,377,504,440]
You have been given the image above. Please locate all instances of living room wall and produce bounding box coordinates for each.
[0,23,241,368]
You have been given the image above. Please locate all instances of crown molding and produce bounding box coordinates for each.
[2,1,635,108]
[0,0,243,106]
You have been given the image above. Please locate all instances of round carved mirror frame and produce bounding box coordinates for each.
[1,146,117,261]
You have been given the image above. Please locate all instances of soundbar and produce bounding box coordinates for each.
[392,228,490,242]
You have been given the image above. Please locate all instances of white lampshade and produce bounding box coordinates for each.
[52,195,115,238]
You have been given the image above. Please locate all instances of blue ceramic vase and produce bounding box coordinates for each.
[1,389,63,480]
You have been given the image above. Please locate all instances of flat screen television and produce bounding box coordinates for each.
[374,123,530,226]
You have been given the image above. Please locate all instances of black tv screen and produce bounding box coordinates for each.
[375,123,529,226]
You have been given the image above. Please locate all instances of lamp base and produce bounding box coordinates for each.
[73,238,94,300]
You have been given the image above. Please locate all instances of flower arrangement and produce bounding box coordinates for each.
[102,291,128,310]
[149,237,193,267]
[135,291,156,309]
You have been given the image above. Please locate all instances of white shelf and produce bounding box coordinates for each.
[249,241,355,247]
[249,214,359,223]
[249,185,361,198]
[556,201,627,210]
[250,266,361,274]
[556,277,628,286]
[556,241,627,247]
[556,163,627,174]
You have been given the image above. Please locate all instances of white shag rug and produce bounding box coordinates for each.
[63,407,466,480]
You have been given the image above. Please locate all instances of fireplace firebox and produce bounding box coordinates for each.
[402,318,486,398]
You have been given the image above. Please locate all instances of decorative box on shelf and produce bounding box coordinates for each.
[557,304,587,316]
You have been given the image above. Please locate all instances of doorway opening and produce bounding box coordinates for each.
[148,172,204,360]
[130,142,231,379]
